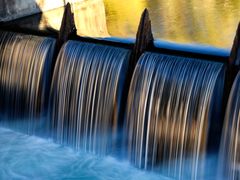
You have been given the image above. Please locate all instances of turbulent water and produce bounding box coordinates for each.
[0,127,171,180]
[50,40,130,155]
[0,31,234,180]
[0,31,55,134]
[125,52,224,179]
[219,72,240,180]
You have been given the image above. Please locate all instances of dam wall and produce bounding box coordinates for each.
[0,0,82,22]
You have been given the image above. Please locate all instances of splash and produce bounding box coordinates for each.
[0,127,171,180]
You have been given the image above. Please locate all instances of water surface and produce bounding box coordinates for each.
[7,0,240,48]
[0,128,170,180]
[104,0,240,48]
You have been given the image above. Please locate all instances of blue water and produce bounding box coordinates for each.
[0,128,171,180]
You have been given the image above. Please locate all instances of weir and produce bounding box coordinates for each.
[125,52,224,179]
[49,40,130,154]
[0,3,240,180]
[219,72,240,180]
[0,31,55,134]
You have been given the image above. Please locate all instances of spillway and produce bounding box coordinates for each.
[0,31,55,134]
[125,52,224,179]
[0,30,237,180]
[219,72,240,180]
[49,40,130,155]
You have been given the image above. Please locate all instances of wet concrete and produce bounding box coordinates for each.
[0,0,77,22]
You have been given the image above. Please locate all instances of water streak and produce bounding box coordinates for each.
[0,30,230,179]
[125,52,224,179]
[219,72,240,180]
[50,40,130,155]
[0,31,55,134]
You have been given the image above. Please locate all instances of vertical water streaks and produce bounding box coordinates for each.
[0,31,55,134]
[125,52,224,179]
[219,72,240,180]
[50,40,130,155]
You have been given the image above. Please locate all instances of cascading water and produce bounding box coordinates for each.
[49,40,130,155]
[219,72,240,180]
[0,30,233,180]
[125,52,224,179]
[0,31,55,134]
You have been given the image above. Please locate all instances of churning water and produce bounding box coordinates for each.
[0,31,236,180]
[0,127,171,180]
[125,52,224,179]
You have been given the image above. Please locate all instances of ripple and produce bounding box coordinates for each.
[0,128,171,180]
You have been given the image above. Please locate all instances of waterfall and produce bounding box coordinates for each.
[0,30,234,179]
[219,72,240,180]
[125,52,224,179]
[49,40,130,155]
[0,31,55,134]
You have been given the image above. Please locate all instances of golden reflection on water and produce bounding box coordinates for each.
[104,0,240,48]
[38,0,240,48]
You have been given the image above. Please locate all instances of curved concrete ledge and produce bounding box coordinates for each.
[97,36,230,58]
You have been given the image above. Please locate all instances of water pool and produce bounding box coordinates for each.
[0,128,170,180]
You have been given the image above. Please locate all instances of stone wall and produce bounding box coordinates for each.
[0,0,81,22]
